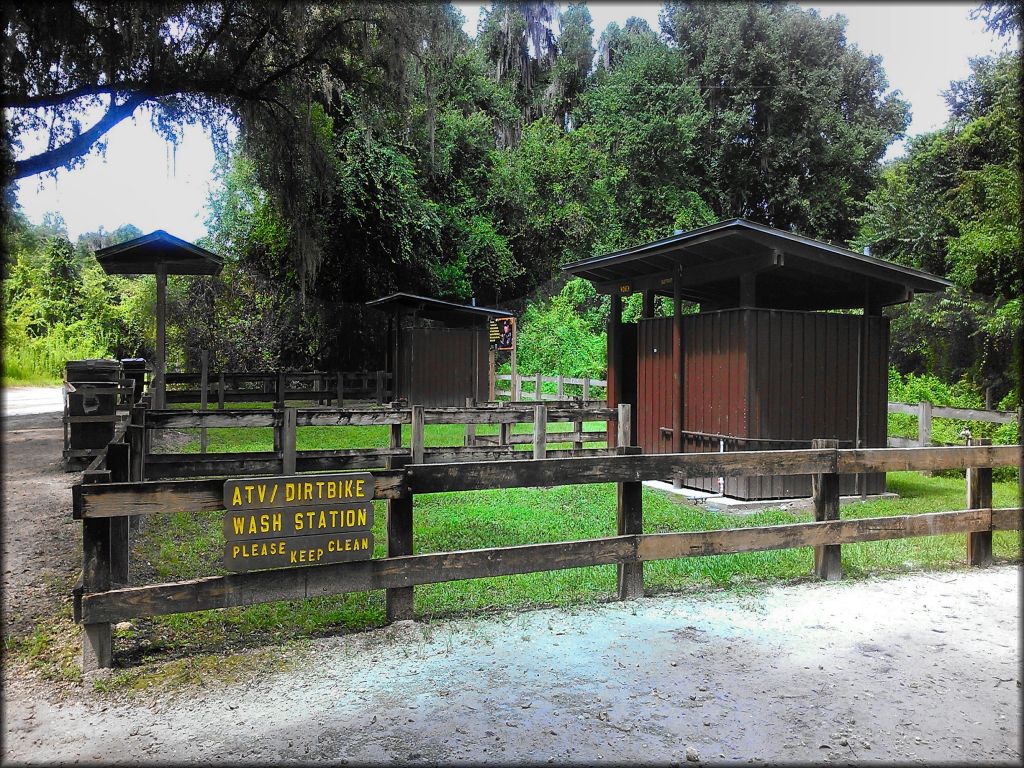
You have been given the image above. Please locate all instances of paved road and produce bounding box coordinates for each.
[1,387,64,416]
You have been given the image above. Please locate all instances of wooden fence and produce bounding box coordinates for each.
[72,424,1022,669]
[495,373,606,401]
[886,400,1021,447]
[135,396,615,479]
[164,368,393,406]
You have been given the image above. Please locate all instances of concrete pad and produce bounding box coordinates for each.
[644,479,898,513]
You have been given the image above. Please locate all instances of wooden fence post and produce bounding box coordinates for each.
[281,407,297,474]
[498,401,510,447]
[336,372,344,408]
[273,408,282,453]
[557,374,564,399]
[217,372,225,410]
[386,471,414,623]
[465,397,477,447]
[200,350,209,453]
[535,371,543,402]
[917,400,932,447]
[488,348,496,402]
[583,377,591,401]
[812,438,842,580]
[376,370,385,405]
[411,405,425,465]
[967,437,993,567]
[277,370,286,407]
[615,403,643,599]
[533,404,547,459]
[107,441,131,585]
[511,344,518,401]
[81,470,112,671]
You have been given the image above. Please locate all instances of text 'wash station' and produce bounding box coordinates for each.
[564,218,952,500]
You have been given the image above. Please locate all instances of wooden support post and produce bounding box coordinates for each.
[535,371,543,402]
[672,269,683,488]
[812,438,842,580]
[81,470,112,670]
[411,405,425,465]
[918,400,932,447]
[967,437,993,567]
[557,374,564,399]
[511,344,518,401]
[217,372,225,410]
[336,372,344,408]
[277,370,286,407]
[199,350,209,454]
[376,370,385,405]
[642,289,655,319]
[107,442,131,586]
[154,265,167,410]
[386,483,414,622]
[608,294,622,450]
[533,404,547,459]
[583,377,590,401]
[617,403,631,450]
[273,408,282,453]
[499,401,510,446]
[488,348,496,402]
[281,407,297,475]
[465,397,477,447]
[389,419,403,460]
[616,403,642,598]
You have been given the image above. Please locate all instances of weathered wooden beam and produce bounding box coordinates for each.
[636,508,992,561]
[75,471,408,519]
[967,438,994,566]
[407,449,837,494]
[82,535,637,623]
[812,438,841,580]
[838,445,1020,473]
[82,505,1014,625]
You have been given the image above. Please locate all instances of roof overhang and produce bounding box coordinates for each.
[366,293,513,326]
[563,219,950,310]
[94,230,224,275]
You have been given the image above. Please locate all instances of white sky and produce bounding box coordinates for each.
[13,2,1006,241]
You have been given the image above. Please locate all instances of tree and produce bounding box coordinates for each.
[854,46,1021,401]
[660,2,910,243]
[2,2,433,179]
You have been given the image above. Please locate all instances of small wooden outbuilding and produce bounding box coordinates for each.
[95,230,223,409]
[366,293,513,407]
[564,219,950,500]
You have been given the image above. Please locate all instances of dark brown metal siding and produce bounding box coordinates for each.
[398,327,487,407]
[680,311,749,494]
[637,318,675,454]
[741,309,887,499]
[657,309,889,500]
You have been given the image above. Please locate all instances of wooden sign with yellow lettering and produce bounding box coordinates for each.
[224,503,373,542]
[223,472,374,510]
[224,531,373,572]
[222,472,376,573]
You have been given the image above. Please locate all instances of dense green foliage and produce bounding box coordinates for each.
[853,14,1020,405]
[2,214,150,383]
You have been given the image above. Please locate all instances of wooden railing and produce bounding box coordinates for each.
[495,373,606,401]
[886,400,1021,448]
[164,368,393,406]
[137,399,616,479]
[71,428,1022,669]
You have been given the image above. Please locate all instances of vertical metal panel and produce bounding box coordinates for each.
[399,327,488,407]
[636,318,674,454]
[666,308,888,501]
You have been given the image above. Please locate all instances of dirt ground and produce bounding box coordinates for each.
[2,408,1021,765]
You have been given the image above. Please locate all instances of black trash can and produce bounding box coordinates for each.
[66,359,122,451]
[120,358,151,404]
